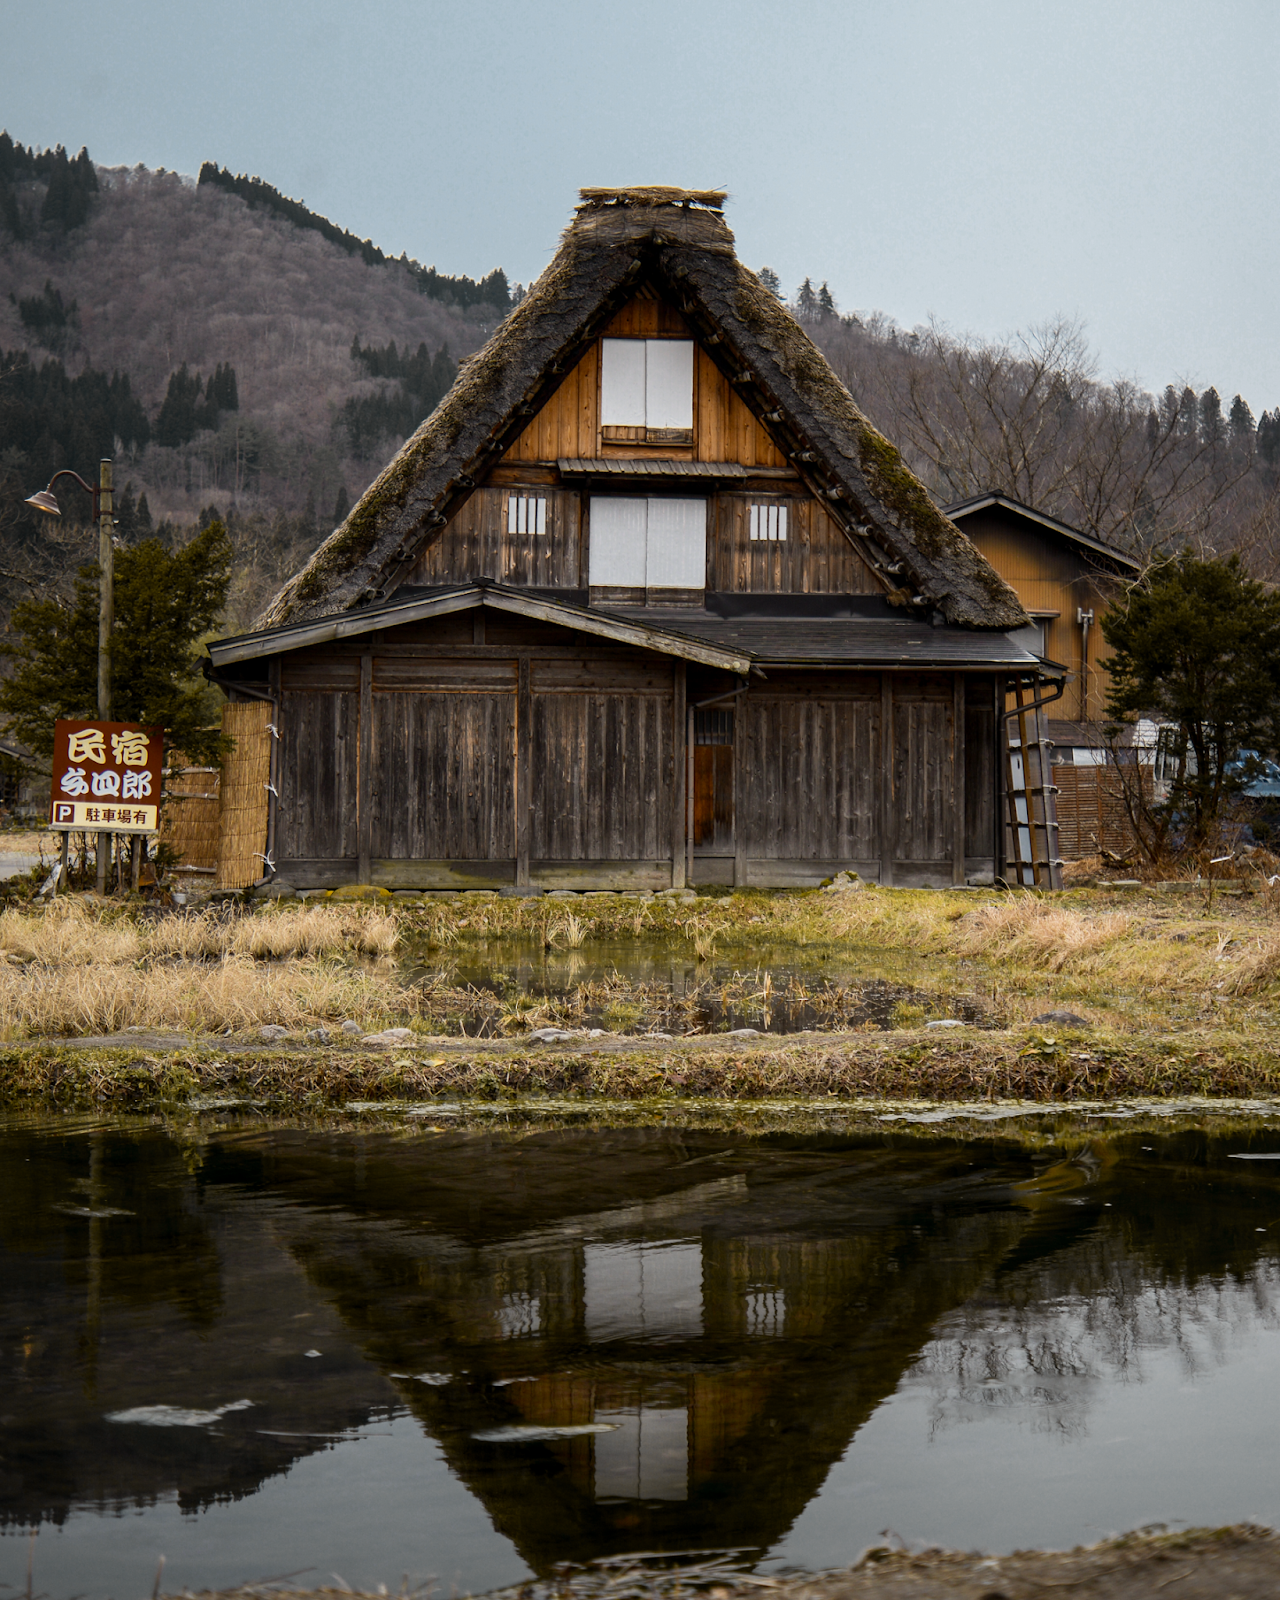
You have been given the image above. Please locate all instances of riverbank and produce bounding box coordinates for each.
[4,1021,1280,1112]
[167,1525,1280,1600]
[1,884,1280,1109]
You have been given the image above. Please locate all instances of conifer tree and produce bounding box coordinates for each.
[757,267,783,300]
[1198,387,1224,446]
[1229,394,1255,446]
[333,485,350,524]
[796,278,818,321]
[0,520,232,764]
[817,282,836,319]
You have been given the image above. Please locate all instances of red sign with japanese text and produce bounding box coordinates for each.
[49,720,163,833]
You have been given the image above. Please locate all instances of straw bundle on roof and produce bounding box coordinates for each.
[217,702,271,889]
[159,750,221,873]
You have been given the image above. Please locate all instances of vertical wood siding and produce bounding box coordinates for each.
[709,496,879,592]
[406,487,582,587]
[502,344,601,462]
[369,688,516,859]
[741,694,880,859]
[497,293,787,467]
[530,656,673,860]
[892,683,954,863]
[964,682,997,862]
[276,690,359,860]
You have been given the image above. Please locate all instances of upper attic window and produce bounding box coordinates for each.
[600,339,693,443]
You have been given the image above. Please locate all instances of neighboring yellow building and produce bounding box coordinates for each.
[946,491,1141,733]
[947,492,1145,860]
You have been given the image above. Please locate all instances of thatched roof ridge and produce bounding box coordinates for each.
[260,193,1026,630]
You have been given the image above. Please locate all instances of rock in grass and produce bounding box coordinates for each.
[307,1027,331,1044]
[527,1027,578,1044]
[726,1027,763,1037]
[362,1027,415,1045]
[926,1019,966,1028]
[340,1020,363,1037]
[1031,1010,1092,1027]
[259,1024,290,1041]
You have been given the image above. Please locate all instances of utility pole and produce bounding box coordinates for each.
[96,459,114,893]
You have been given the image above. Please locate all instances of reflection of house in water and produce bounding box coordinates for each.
[12,1121,1280,1576]
[257,1130,1038,1570]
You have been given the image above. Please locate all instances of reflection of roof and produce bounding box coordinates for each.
[945,491,1143,574]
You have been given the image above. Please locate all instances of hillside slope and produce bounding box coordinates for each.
[0,162,498,530]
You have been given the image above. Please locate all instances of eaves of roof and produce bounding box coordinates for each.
[944,492,1143,573]
[208,583,754,675]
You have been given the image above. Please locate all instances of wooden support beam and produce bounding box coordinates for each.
[733,687,747,889]
[515,655,531,886]
[357,652,373,883]
[671,661,687,888]
[953,675,966,886]
[879,675,895,887]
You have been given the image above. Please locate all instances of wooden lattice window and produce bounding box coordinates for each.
[748,503,788,542]
[507,494,547,536]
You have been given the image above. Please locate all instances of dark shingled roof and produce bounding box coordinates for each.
[259,189,1028,632]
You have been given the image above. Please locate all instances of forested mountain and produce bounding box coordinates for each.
[0,137,506,626]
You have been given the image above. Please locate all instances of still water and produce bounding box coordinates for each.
[5,1110,1280,1596]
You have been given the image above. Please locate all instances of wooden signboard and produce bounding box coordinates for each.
[49,720,163,833]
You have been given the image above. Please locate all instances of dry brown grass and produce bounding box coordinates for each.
[0,957,399,1038]
[949,897,1133,972]
[0,900,406,1036]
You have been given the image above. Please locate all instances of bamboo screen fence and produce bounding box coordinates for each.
[216,701,271,888]
[159,757,221,875]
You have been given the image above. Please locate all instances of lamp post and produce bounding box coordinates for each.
[25,458,114,892]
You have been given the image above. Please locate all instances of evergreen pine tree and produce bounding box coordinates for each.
[135,492,153,534]
[796,277,818,320]
[115,482,137,539]
[333,485,350,524]
[817,282,836,318]
[0,521,232,763]
[1198,387,1224,445]
[1178,385,1199,438]
[1229,394,1255,446]
[757,267,784,300]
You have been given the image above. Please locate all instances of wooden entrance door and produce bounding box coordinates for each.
[693,707,734,860]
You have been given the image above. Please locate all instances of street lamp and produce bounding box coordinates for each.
[25,458,115,892]
[25,459,114,721]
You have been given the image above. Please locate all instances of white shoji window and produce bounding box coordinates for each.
[748,503,788,541]
[507,495,547,536]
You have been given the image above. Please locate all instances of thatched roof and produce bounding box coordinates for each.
[261,188,1027,631]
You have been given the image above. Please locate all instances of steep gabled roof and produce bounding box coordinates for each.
[944,491,1144,574]
[261,188,1028,631]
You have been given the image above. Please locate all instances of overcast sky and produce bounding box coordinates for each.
[4,0,1278,411]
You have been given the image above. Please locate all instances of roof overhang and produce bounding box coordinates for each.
[944,492,1143,573]
[208,583,754,675]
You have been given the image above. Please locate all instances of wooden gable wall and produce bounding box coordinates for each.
[401,288,881,597]
[500,292,788,467]
[959,509,1120,722]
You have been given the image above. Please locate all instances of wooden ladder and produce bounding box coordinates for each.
[1002,679,1063,889]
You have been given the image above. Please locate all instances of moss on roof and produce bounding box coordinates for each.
[259,193,1026,632]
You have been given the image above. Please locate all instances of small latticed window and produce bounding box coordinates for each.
[748,503,788,542]
[507,495,547,536]
[694,709,734,745]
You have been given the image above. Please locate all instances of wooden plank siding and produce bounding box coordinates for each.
[709,495,879,593]
[497,293,787,469]
[406,488,582,588]
[369,687,517,861]
[961,511,1119,721]
[275,689,359,864]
